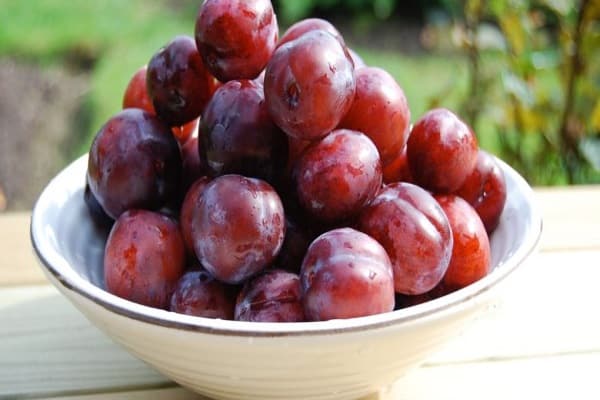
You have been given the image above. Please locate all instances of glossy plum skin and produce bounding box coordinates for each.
[293,129,382,224]
[339,67,410,165]
[170,269,236,319]
[277,18,344,48]
[235,269,305,322]
[264,30,356,141]
[104,210,185,309]
[286,136,311,172]
[275,218,315,274]
[300,228,394,321]
[84,179,113,229]
[455,150,507,234]
[179,177,211,255]
[435,195,491,291]
[407,108,478,193]
[87,109,182,219]
[122,66,154,113]
[382,145,413,184]
[347,48,366,68]
[254,69,266,85]
[200,79,288,184]
[147,35,218,126]
[122,65,200,145]
[180,136,209,194]
[171,118,199,146]
[191,174,285,284]
[194,0,278,81]
[357,182,453,295]
[394,283,449,309]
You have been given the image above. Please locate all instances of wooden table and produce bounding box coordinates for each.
[2,185,600,400]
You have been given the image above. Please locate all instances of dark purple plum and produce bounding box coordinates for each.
[455,149,507,234]
[180,135,209,194]
[264,30,356,141]
[436,195,491,291]
[357,182,454,295]
[300,228,394,321]
[87,109,181,219]
[235,269,305,322]
[293,129,382,224]
[147,35,218,126]
[194,0,278,81]
[104,210,185,309]
[200,79,288,185]
[407,108,478,193]
[170,269,236,319]
[277,18,344,48]
[84,179,113,229]
[179,177,211,255]
[191,174,285,284]
[338,66,410,165]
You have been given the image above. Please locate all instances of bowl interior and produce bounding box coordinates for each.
[31,154,542,335]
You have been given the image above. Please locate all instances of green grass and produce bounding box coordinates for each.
[0,0,198,155]
[1,1,173,61]
[0,0,481,156]
[1,0,474,157]
[2,0,584,185]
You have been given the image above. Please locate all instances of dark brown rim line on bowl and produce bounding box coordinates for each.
[30,214,543,338]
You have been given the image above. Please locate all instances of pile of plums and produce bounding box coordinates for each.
[85,0,507,323]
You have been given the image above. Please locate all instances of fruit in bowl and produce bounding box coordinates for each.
[30,1,542,399]
[31,153,541,400]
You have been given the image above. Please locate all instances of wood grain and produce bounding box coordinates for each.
[3,186,599,288]
[34,350,600,400]
[2,186,599,399]
[0,212,46,287]
[2,250,599,399]
[0,286,169,399]
[535,185,600,251]
[428,250,600,364]
[388,351,600,400]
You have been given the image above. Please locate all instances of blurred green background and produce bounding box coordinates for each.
[0,0,598,211]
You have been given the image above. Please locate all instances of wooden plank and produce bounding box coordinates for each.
[534,185,600,251]
[0,212,47,287]
[0,286,170,399]
[1,250,599,399]
[1,186,599,399]
[38,354,600,400]
[2,186,599,287]
[427,250,600,364]
[388,351,600,400]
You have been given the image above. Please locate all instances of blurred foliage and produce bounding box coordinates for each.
[273,0,397,23]
[1,0,598,185]
[0,0,198,156]
[273,0,450,26]
[426,0,600,184]
[0,0,457,159]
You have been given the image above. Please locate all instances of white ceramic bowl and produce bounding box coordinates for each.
[31,154,542,400]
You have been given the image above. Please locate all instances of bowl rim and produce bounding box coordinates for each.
[30,154,542,337]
